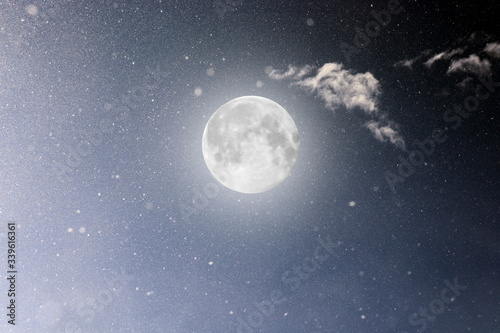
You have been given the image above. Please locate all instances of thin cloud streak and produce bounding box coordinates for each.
[424,48,464,68]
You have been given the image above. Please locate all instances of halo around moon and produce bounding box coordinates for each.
[202,96,300,194]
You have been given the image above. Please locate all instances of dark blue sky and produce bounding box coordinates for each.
[0,0,498,332]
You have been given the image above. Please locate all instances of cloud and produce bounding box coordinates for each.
[393,49,432,69]
[394,37,500,77]
[365,119,405,149]
[267,65,314,80]
[424,52,446,68]
[293,63,380,114]
[424,48,464,68]
[446,54,491,76]
[484,42,500,58]
[295,65,315,79]
[394,59,414,69]
[268,63,405,150]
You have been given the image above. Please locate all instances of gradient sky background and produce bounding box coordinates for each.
[0,0,499,332]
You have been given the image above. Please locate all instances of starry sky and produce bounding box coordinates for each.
[0,0,499,332]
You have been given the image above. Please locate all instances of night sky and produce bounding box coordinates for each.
[1,0,499,332]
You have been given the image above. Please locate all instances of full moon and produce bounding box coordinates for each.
[202,96,300,194]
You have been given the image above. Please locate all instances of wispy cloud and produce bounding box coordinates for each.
[393,49,432,70]
[394,59,414,69]
[447,54,491,76]
[424,52,446,68]
[394,36,500,78]
[365,119,405,149]
[268,63,406,150]
[424,48,464,68]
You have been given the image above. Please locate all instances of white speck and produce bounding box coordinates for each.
[76,209,81,214]
[348,201,356,207]
[361,315,366,319]
[146,291,154,296]
[194,87,202,96]
[256,80,263,88]
[284,313,288,316]
[26,4,38,16]
[185,56,189,60]
[78,227,86,234]
[67,228,73,233]
[407,271,412,275]
[229,311,234,315]
[306,18,314,26]
[208,261,214,265]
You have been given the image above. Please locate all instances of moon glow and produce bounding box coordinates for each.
[202,96,300,194]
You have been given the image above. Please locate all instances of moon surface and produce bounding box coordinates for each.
[202,96,300,194]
